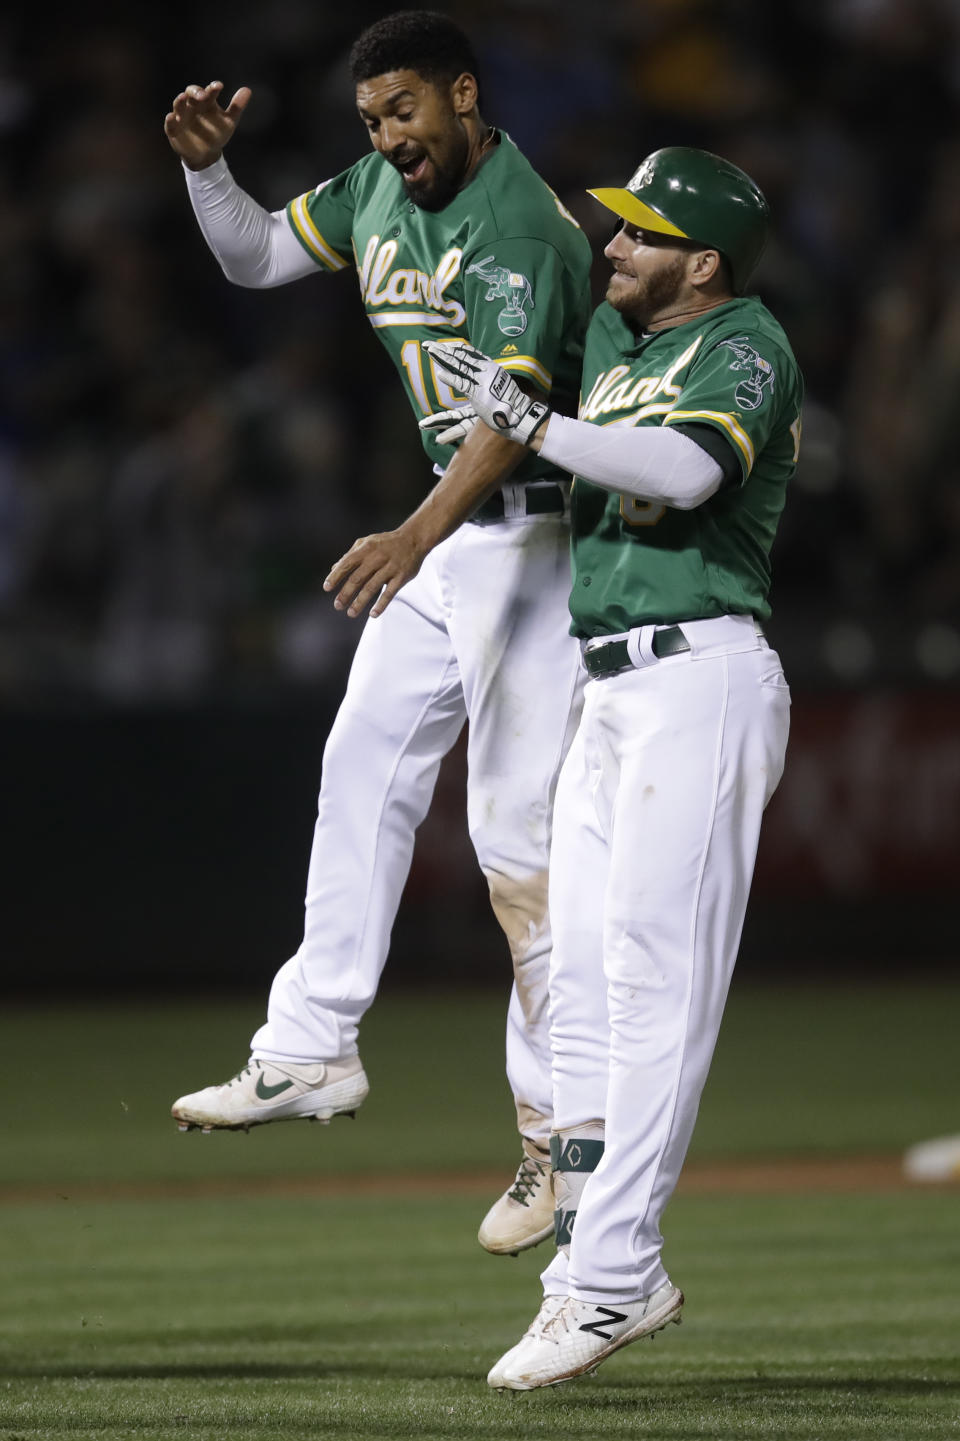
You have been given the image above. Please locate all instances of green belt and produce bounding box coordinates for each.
[582,625,691,678]
[471,483,567,523]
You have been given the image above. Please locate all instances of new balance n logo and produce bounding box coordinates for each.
[578,1306,628,1340]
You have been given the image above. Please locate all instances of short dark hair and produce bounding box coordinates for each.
[349,10,480,89]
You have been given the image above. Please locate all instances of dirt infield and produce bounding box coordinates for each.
[3,1153,952,1206]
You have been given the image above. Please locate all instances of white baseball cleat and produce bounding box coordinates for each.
[903,1133,960,1182]
[486,1293,567,1380]
[171,1056,369,1132]
[478,1144,554,1255]
[487,1282,684,1390]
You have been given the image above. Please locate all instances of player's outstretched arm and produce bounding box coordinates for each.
[323,421,528,619]
[164,81,251,171]
[425,343,726,509]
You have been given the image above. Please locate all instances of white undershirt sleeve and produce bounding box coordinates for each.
[538,414,725,510]
[182,157,318,288]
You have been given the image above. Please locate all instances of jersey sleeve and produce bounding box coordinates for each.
[285,168,355,274]
[461,239,571,398]
[664,331,789,481]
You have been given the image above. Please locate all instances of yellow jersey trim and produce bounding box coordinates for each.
[501,355,552,393]
[664,408,755,472]
[289,194,349,272]
[368,311,459,328]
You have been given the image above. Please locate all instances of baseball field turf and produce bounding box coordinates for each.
[2,979,958,1440]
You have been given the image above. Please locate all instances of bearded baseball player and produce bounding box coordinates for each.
[163,11,592,1256]
[426,147,803,1387]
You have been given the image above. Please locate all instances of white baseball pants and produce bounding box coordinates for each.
[540,614,791,1298]
[250,509,584,1148]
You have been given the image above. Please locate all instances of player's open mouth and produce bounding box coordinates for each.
[397,154,429,182]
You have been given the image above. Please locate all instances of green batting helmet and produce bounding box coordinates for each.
[588,147,770,293]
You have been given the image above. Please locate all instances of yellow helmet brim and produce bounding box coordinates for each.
[587,187,691,240]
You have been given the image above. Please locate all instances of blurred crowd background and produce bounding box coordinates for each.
[3,0,960,986]
[4,0,960,702]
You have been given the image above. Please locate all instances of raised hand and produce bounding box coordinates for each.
[164,81,252,171]
[423,341,551,445]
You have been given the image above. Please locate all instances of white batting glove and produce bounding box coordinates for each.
[418,405,479,445]
[423,341,550,445]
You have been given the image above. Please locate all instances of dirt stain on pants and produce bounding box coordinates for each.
[486,866,552,1146]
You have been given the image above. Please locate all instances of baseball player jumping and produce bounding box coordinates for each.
[163,10,592,1256]
[426,147,803,1386]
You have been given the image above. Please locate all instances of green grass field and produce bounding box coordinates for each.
[1,981,959,1440]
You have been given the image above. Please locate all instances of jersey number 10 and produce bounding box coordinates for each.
[401,339,468,413]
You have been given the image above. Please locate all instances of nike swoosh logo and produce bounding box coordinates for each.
[255,1076,294,1100]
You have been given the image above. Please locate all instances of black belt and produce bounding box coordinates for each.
[582,625,691,678]
[472,483,567,523]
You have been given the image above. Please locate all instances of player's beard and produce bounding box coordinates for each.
[393,125,470,211]
[606,253,688,329]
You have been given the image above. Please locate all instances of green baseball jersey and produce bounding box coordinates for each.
[286,135,592,484]
[569,296,804,637]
